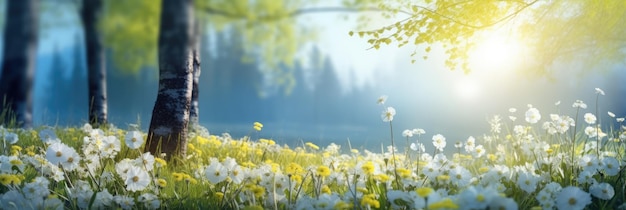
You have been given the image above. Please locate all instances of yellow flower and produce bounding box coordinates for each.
[305,142,319,150]
[10,145,22,155]
[172,172,185,181]
[156,178,167,187]
[0,174,21,185]
[286,163,304,175]
[251,185,265,197]
[334,201,353,210]
[259,138,275,145]
[428,198,458,209]
[478,167,490,174]
[361,194,380,208]
[396,168,411,178]
[361,161,375,175]
[487,154,498,162]
[351,149,359,154]
[321,185,331,194]
[155,158,167,167]
[196,136,209,145]
[316,165,331,177]
[253,122,263,131]
[416,187,433,197]
[215,192,224,200]
[373,174,390,182]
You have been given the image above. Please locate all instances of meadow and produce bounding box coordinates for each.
[0,88,624,210]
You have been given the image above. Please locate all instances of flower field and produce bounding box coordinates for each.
[0,88,624,210]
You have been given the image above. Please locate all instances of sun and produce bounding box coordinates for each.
[469,33,523,74]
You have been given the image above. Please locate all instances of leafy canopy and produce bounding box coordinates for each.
[353,0,626,75]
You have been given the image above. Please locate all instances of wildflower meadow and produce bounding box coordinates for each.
[0,88,625,210]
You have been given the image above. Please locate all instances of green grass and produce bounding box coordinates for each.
[0,91,625,209]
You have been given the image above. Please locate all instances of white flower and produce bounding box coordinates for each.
[100,135,121,159]
[583,113,596,124]
[410,142,425,152]
[46,142,73,166]
[516,172,540,193]
[600,156,620,176]
[590,182,614,200]
[432,134,446,152]
[125,166,151,192]
[572,100,587,109]
[39,129,60,144]
[525,107,541,124]
[115,158,134,180]
[412,128,425,135]
[555,101,561,106]
[595,88,605,95]
[617,118,625,123]
[579,154,600,173]
[114,195,135,210]
[134,152,155,172]
[509,108,517,113]
[608,111,616,118]
[457,186,498,210]
[381,107,396,122]
[93,189,114,209]
[377,95,388,105]
[138,193,160,210]
[60,147,81,171]
[125,131,144,149]
[555,186,591,210]
[402,129,413,138]
[205,159,228,184]
[3,132,18,144]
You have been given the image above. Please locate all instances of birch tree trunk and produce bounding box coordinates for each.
[80,0,108,127]
[0,0,39,128]
[189,20,202,129]
[146,0,194,159]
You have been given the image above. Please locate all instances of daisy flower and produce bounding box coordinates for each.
[589,182,614,200]
[205,159,228,184]
[381,107,396,122]
[3,132,18,144]
[583,113,596,124]
[45,142,73,166]
[377,95,388,105]
[525,107,541,124]
[432,134,446,152]
[124,131,144,149]
[125,166,151,192]
[555,186,591,210]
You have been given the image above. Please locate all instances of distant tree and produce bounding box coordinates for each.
[80,0,108,127]
[0,0,39,128]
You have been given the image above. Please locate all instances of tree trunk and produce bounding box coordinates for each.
[189,20,202,129]
[0,0,39,128]
[146,0,194,159]
[80,0,108,127]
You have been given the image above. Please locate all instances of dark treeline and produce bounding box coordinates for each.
[37,29,381,139]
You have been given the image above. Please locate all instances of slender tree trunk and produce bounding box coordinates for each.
[0,0,39,128]
[146,0,194,159]
[189,20,202,129]
[80,0,108,127]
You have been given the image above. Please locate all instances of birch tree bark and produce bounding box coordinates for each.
[146,0,194,159]
[0,0,39,128]
[80,0,108,127]
[189,20,202,129]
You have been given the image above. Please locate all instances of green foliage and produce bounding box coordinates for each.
[518,0,626,76]
[356,0,626,76]
[101,0,161,74]
[352,0,536,73]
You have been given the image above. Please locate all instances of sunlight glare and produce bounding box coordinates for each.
[455,78,480,100]
[469,35,522,74]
